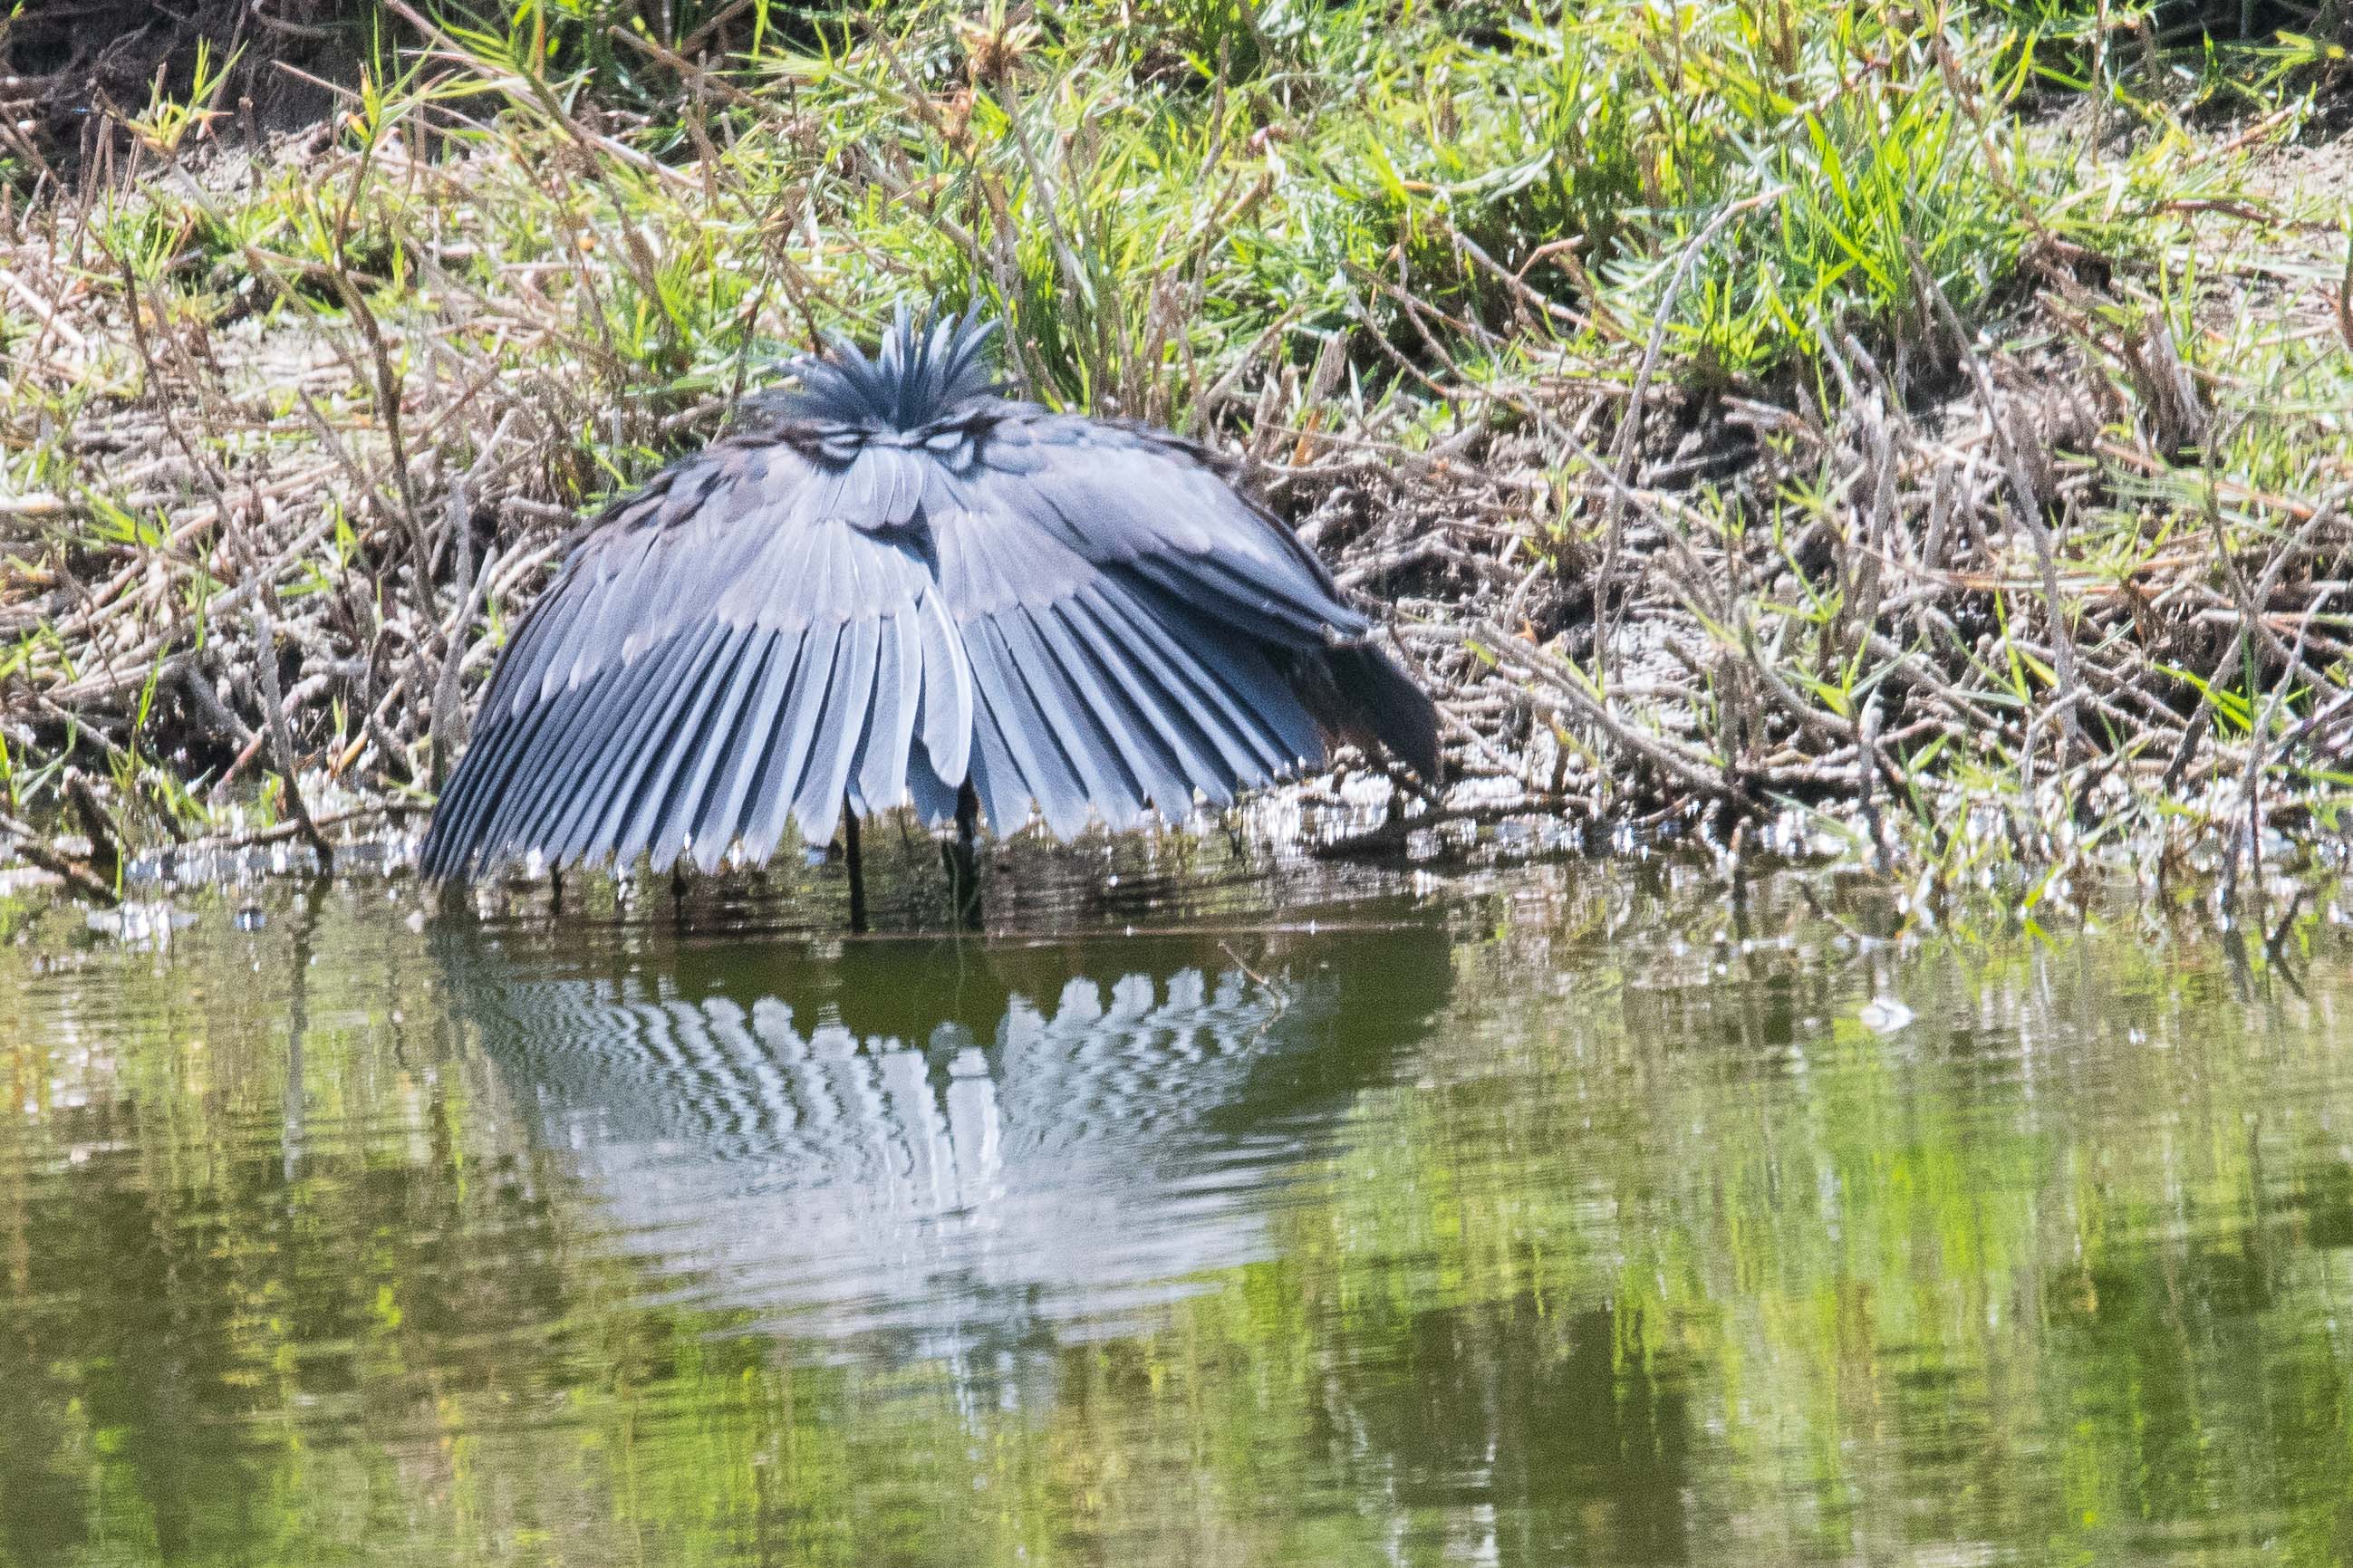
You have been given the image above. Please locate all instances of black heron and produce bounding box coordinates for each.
[420,306,1440,925]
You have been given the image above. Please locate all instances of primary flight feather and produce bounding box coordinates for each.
[421,305,1441,882]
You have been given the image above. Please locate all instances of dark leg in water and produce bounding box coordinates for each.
[941,781,982,931]
[842,795,869,934]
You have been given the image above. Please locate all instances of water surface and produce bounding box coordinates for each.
[5,856,2353,1566]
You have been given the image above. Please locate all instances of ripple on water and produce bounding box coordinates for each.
[7,863,2353,1568]
[439,919,1449,1357]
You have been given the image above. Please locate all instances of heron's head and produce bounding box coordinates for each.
[775,303,1007,433]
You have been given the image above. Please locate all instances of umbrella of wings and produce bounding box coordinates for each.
[419,306,1440,918]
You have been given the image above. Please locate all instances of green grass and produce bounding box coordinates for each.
[2,0,2352,910]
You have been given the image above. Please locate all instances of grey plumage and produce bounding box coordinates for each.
[421,304,1441,882]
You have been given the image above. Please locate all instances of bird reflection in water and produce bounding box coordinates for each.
[441,916,1451,1367]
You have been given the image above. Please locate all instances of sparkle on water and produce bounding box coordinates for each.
[5,836,2353,1568]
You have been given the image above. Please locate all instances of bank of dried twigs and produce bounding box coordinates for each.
[5,5,2353,912]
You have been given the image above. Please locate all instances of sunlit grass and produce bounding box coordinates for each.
[3,0,2351,909]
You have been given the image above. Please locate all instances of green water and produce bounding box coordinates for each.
[5,855,2353,1567]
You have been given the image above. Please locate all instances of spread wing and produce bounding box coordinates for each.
[932,415,1386,840]
[422,405,1437,881]
[421,437,977,881]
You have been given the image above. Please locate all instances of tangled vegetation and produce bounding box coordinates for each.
[2,0,2352,915]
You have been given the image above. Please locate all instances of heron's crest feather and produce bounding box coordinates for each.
[778,302,1005,431]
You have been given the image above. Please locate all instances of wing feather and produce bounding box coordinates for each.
[913,417,1422,837]
[906,736,963,824]
[1064,590,1235,807]
[423,438,949,877]
[913,586,973,783]
[1129,580,1327,766]
[426,543,661,878]
[424,370,1434,881]
[852,608,922,813]
[510,626,710,869]
[997,608,1143,830]
[651,627,785,873]
[616,623,763,872]
[1082,580,1300,779]
[962,622,1092,838]
[998,423,1365,643]
[493,577,592,716]
[455,660,626,871]
[962,655,1035,835]
[567,620,738,869]
[564,529,673,685]
[1125,550,1351,643]
[791,614,880,848]
[738,619,844,862]
[1029,599,1200,817]
[424,671,564,876]
[445,667,611,874]
[688,627,810,872]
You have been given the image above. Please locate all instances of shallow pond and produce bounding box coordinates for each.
[5,846,2353,1567]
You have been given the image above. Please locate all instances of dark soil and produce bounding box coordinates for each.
[0,0,364,172]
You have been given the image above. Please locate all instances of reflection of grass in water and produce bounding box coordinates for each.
[1281,895,2353,1563]
[5,872,2353,1563]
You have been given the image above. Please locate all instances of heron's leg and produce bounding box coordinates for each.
[942,781,983,931]
[842,795,869,935]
